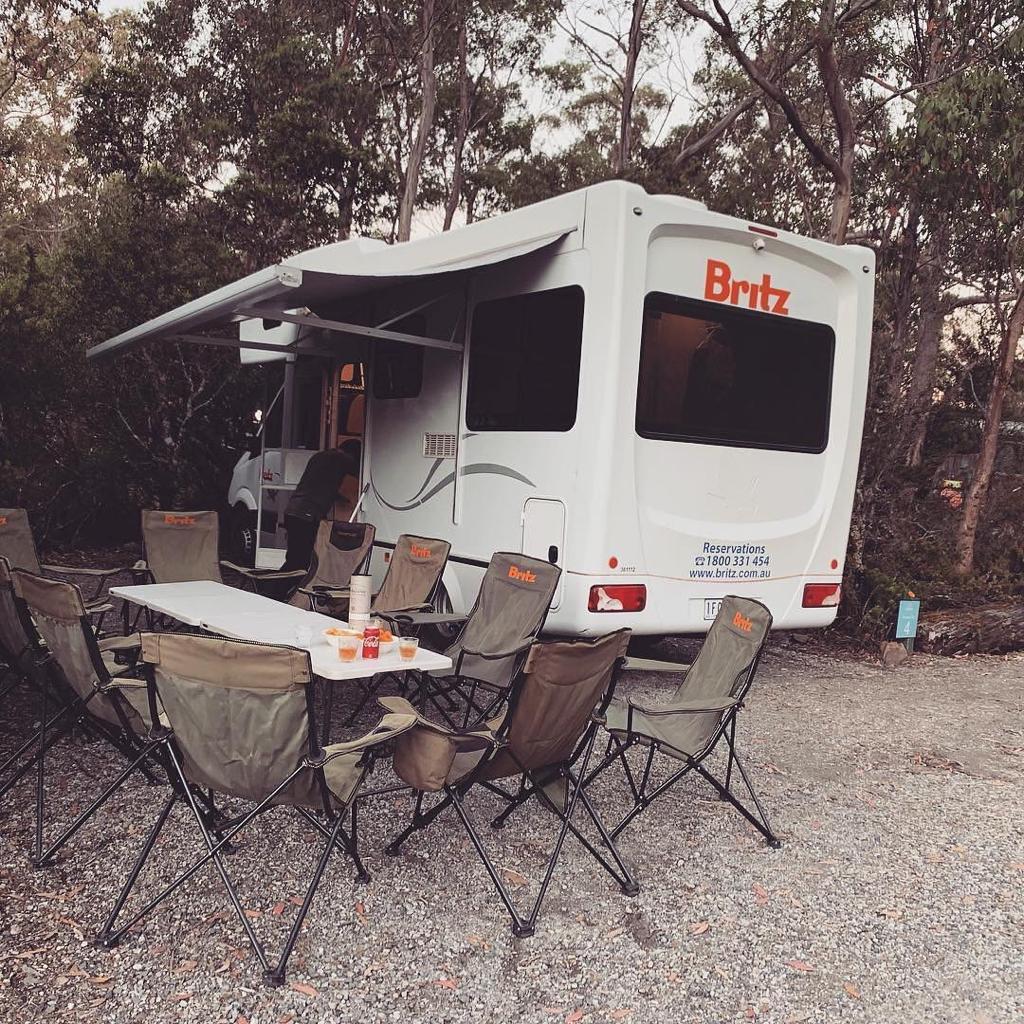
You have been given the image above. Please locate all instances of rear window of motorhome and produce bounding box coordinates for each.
[467,286,584,431]
[636,293,834,453]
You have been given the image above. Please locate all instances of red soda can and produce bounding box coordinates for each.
[361,625,380,660]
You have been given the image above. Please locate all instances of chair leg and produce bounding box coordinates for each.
[263,809,351,987]
[31,738,163,868]
[385,790,451,856]
[96,789,178,947]
[447,787,533,938]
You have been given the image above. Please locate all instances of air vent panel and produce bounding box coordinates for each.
[423,433,457,459]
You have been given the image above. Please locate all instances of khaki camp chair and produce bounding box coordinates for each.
[379,629,638,936]
[415,552,560,727]
[362,534,451,619]
[0,507,126,627]
[0,570,163,867]
[584,596,779,847]
[290,519,376,611]
[138,509,226,584]
[95,633,415,987]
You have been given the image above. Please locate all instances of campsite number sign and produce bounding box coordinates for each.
[896,599,920,640]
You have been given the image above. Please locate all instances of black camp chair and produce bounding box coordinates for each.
[584,595,780,847]
[95,632,415,986]
[289,519,377,612]
[1,570,163,866]
[379,628,638,936]
[414,552,560,727]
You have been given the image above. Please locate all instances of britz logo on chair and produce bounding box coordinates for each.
[164,514,197,526]
[704,259,791,316]
[410,543,432,559]
[508,564,537,583]
[733,610,754,633]
[0,517,7,527]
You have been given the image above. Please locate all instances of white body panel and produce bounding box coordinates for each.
[225,181,873,636]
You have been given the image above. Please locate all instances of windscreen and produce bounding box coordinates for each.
[636,292,835,453]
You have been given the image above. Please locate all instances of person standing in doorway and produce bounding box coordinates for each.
[282,439,362,570]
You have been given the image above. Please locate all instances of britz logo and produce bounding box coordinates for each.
[508,565,537,583]
[732,610,753,633]
[704,259,791,316]
[0,517,7,527]
[410,544,432,559]
[164,514,197,526]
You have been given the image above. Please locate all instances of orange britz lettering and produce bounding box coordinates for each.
[704,259,790,316]
[0,516,7,527]
[732,610,753,633]
[164,514,197,526]
[410,544,432,559]
[508,565,537,583]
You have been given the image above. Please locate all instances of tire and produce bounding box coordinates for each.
[420,581,463,651]
[229,504,258,567]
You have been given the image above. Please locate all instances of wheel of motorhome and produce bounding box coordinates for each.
[89,181,874,637]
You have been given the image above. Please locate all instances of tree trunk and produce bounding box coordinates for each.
[614,0,646,176]
[919,602,1024,656]
[442,12,469,231]
[903,222,949,466]
[397,0,437,242]
[954,287,1024,575]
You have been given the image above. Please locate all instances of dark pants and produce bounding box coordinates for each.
[283,514,318,571]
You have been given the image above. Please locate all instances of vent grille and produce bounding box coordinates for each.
[423,433,457,459]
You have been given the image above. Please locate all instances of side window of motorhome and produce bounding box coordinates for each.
[373,314,425,400]
[466,285,585,431]
[635,293,835,453]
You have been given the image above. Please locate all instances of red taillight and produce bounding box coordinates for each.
[588,585,646,612]
[803,583,841,608]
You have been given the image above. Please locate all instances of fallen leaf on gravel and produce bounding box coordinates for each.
[1009,862,1024,872]
[604,927,625,939]
[288,896,304,906]
[743,1009,755,1020]
[278,1017,295,1024]
[270,902,287,916]
[88,975,114,985]
[355,901,368,923]
[290,981,318,997]
[33,890,60,899]
[467,934,491,950]
[609,1010,632,1020]
[689,921,710,935]
[542,1008,562,1016]
[89,997,108,1008]
[173,960,198,974]
[565,1010,584,1024]
[68,965,89,978]
[501,867,529,887]
[14,947,48,959]
[843,982,861,999]
[752,883,769,905]
[714,966,730,980]
[665,971,681,984]
[235,1016,249,1024]
[434,977,458,990]
[244,908,261,919]
[783,960,814,972]
[171,992,192,1002]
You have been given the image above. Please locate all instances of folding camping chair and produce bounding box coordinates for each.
[0,557,34,706]
[584,595,780,847]
[0,570,164,867]
[415,552,560,727]
[95,632,416,986]
[350,534,451,621]
[0,507,126,629]
[289,519,376,612]
[379,628,638,936]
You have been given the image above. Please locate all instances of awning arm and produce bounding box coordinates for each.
[171,333,345,359]
[235,306,462,351]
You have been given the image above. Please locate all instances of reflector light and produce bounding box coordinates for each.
[748,224,778,237]
[588,585,646,612]
[803,583,841,608]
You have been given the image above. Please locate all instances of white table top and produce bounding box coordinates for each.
[110,582,452,681]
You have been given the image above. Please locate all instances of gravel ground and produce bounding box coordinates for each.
[1,592,1022,1024]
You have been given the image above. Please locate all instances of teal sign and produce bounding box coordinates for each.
[896,599,920,640]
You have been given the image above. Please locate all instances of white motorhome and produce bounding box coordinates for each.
[89,181,874,637]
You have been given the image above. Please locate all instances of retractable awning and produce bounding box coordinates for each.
[86,216,579,363]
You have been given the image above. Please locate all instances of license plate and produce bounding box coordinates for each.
[703,598,722,621]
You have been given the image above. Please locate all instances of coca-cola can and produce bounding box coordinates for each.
[361,625,380,660]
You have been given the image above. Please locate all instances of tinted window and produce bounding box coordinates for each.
[636,293,834,453]
[467,286,584,431]
[373,314,425,399]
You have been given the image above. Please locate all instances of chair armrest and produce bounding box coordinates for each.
[376,696,501,746]
[627,694,739,718]
[85,600,114,615]
[221,561,306,580]
[308,586,352,599]
[98,633,142,653]
[622,657,691,675]
[389,610,468,628]
[459,639,535,661]
[41,563,127,577]
[321,709,419,761]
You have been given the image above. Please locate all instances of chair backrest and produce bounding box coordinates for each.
[10,569,128,730]
[140,632,315,804]
[446,552,561,689]
[483,628,631,781]
[0,556,32,664]
[141,510,222,584]
[288,519,375,608]
[674,595,772,705]
[372,534,451,614]
[0,508,41,574]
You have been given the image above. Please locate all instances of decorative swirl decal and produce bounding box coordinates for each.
[370,462,535,512]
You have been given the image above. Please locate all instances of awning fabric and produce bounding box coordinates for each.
[87,218,578,363]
